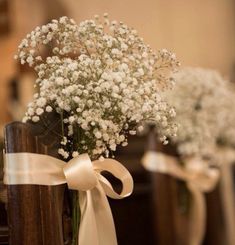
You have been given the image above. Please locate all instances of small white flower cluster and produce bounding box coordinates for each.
[164,67,235,158]
[15,15,179,160]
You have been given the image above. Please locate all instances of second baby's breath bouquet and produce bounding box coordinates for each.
[165,67,235,159]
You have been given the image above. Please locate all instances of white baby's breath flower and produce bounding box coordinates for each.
[72,151,79,158]
[56,77,64,85]
[99,156,105,161]
[17,15,179,159]
[129,130,136,135]
[165,67,235,158]
[58,148,69,159]
[36,97,47,107]
[110,144,116,151]
[46,105,53,112]
[22,116,29,123]
[138,125,144,132]
[32,116,40,122]
[36,108,44,115]
[28,107,34,116]
[95,131,102,139]
[104,101,111,108]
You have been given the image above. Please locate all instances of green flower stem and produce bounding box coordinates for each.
[60,112,64,138]
[71,191,80,245]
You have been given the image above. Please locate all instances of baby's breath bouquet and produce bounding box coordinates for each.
[144,67,235,245]
[165,67,235,159]
[15,14,179,243]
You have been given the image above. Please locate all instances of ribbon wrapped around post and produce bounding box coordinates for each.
[142,151,220,245]
[214,148,235,245]
[3,152,134,245]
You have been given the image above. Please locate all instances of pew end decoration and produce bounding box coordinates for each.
[142,67,235,245]
[4,14,179,244]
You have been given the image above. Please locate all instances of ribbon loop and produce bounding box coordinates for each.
[93,159,134,199]
[63,154,98,191]
[184,157,220,192]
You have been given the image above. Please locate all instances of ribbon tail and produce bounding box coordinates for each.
[79,183,118,245]
[220,163,235,245]
[187,183,206,245]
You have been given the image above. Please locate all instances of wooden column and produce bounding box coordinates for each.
[147,128,190,245]
[204,185,226,245]
[4,121,66,245]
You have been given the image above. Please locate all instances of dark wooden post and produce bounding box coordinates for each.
[147,128,228,245]
[203,185,226,245]
[147,128,190,245]
[4,121,66,245]
[0,138,8,245]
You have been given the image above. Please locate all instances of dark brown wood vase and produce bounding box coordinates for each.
[4,121,68,245]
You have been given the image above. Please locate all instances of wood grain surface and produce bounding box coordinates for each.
[4,118,70,245]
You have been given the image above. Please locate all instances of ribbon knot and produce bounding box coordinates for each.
[4,152,134,245]
[63,154,98,191]
[184,157,219,192]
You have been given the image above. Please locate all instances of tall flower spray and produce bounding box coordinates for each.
[15,15,179,160]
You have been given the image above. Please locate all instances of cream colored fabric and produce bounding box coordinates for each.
[142,151,219,245]
[215,148,235,245]
[4,152,134,245]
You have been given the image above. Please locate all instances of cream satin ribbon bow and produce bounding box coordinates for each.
[142,151,219,245]
[4,152,134,245]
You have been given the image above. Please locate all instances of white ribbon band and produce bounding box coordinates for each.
[142,151,220,245]
[4,152,134,245]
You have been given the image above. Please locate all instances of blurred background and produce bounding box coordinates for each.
[1,1,235,244]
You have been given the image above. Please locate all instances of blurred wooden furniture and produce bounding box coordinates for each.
[146,129,190,245]
[146,128,227,245]
[204,186,226,245]
[0,190,8,245]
